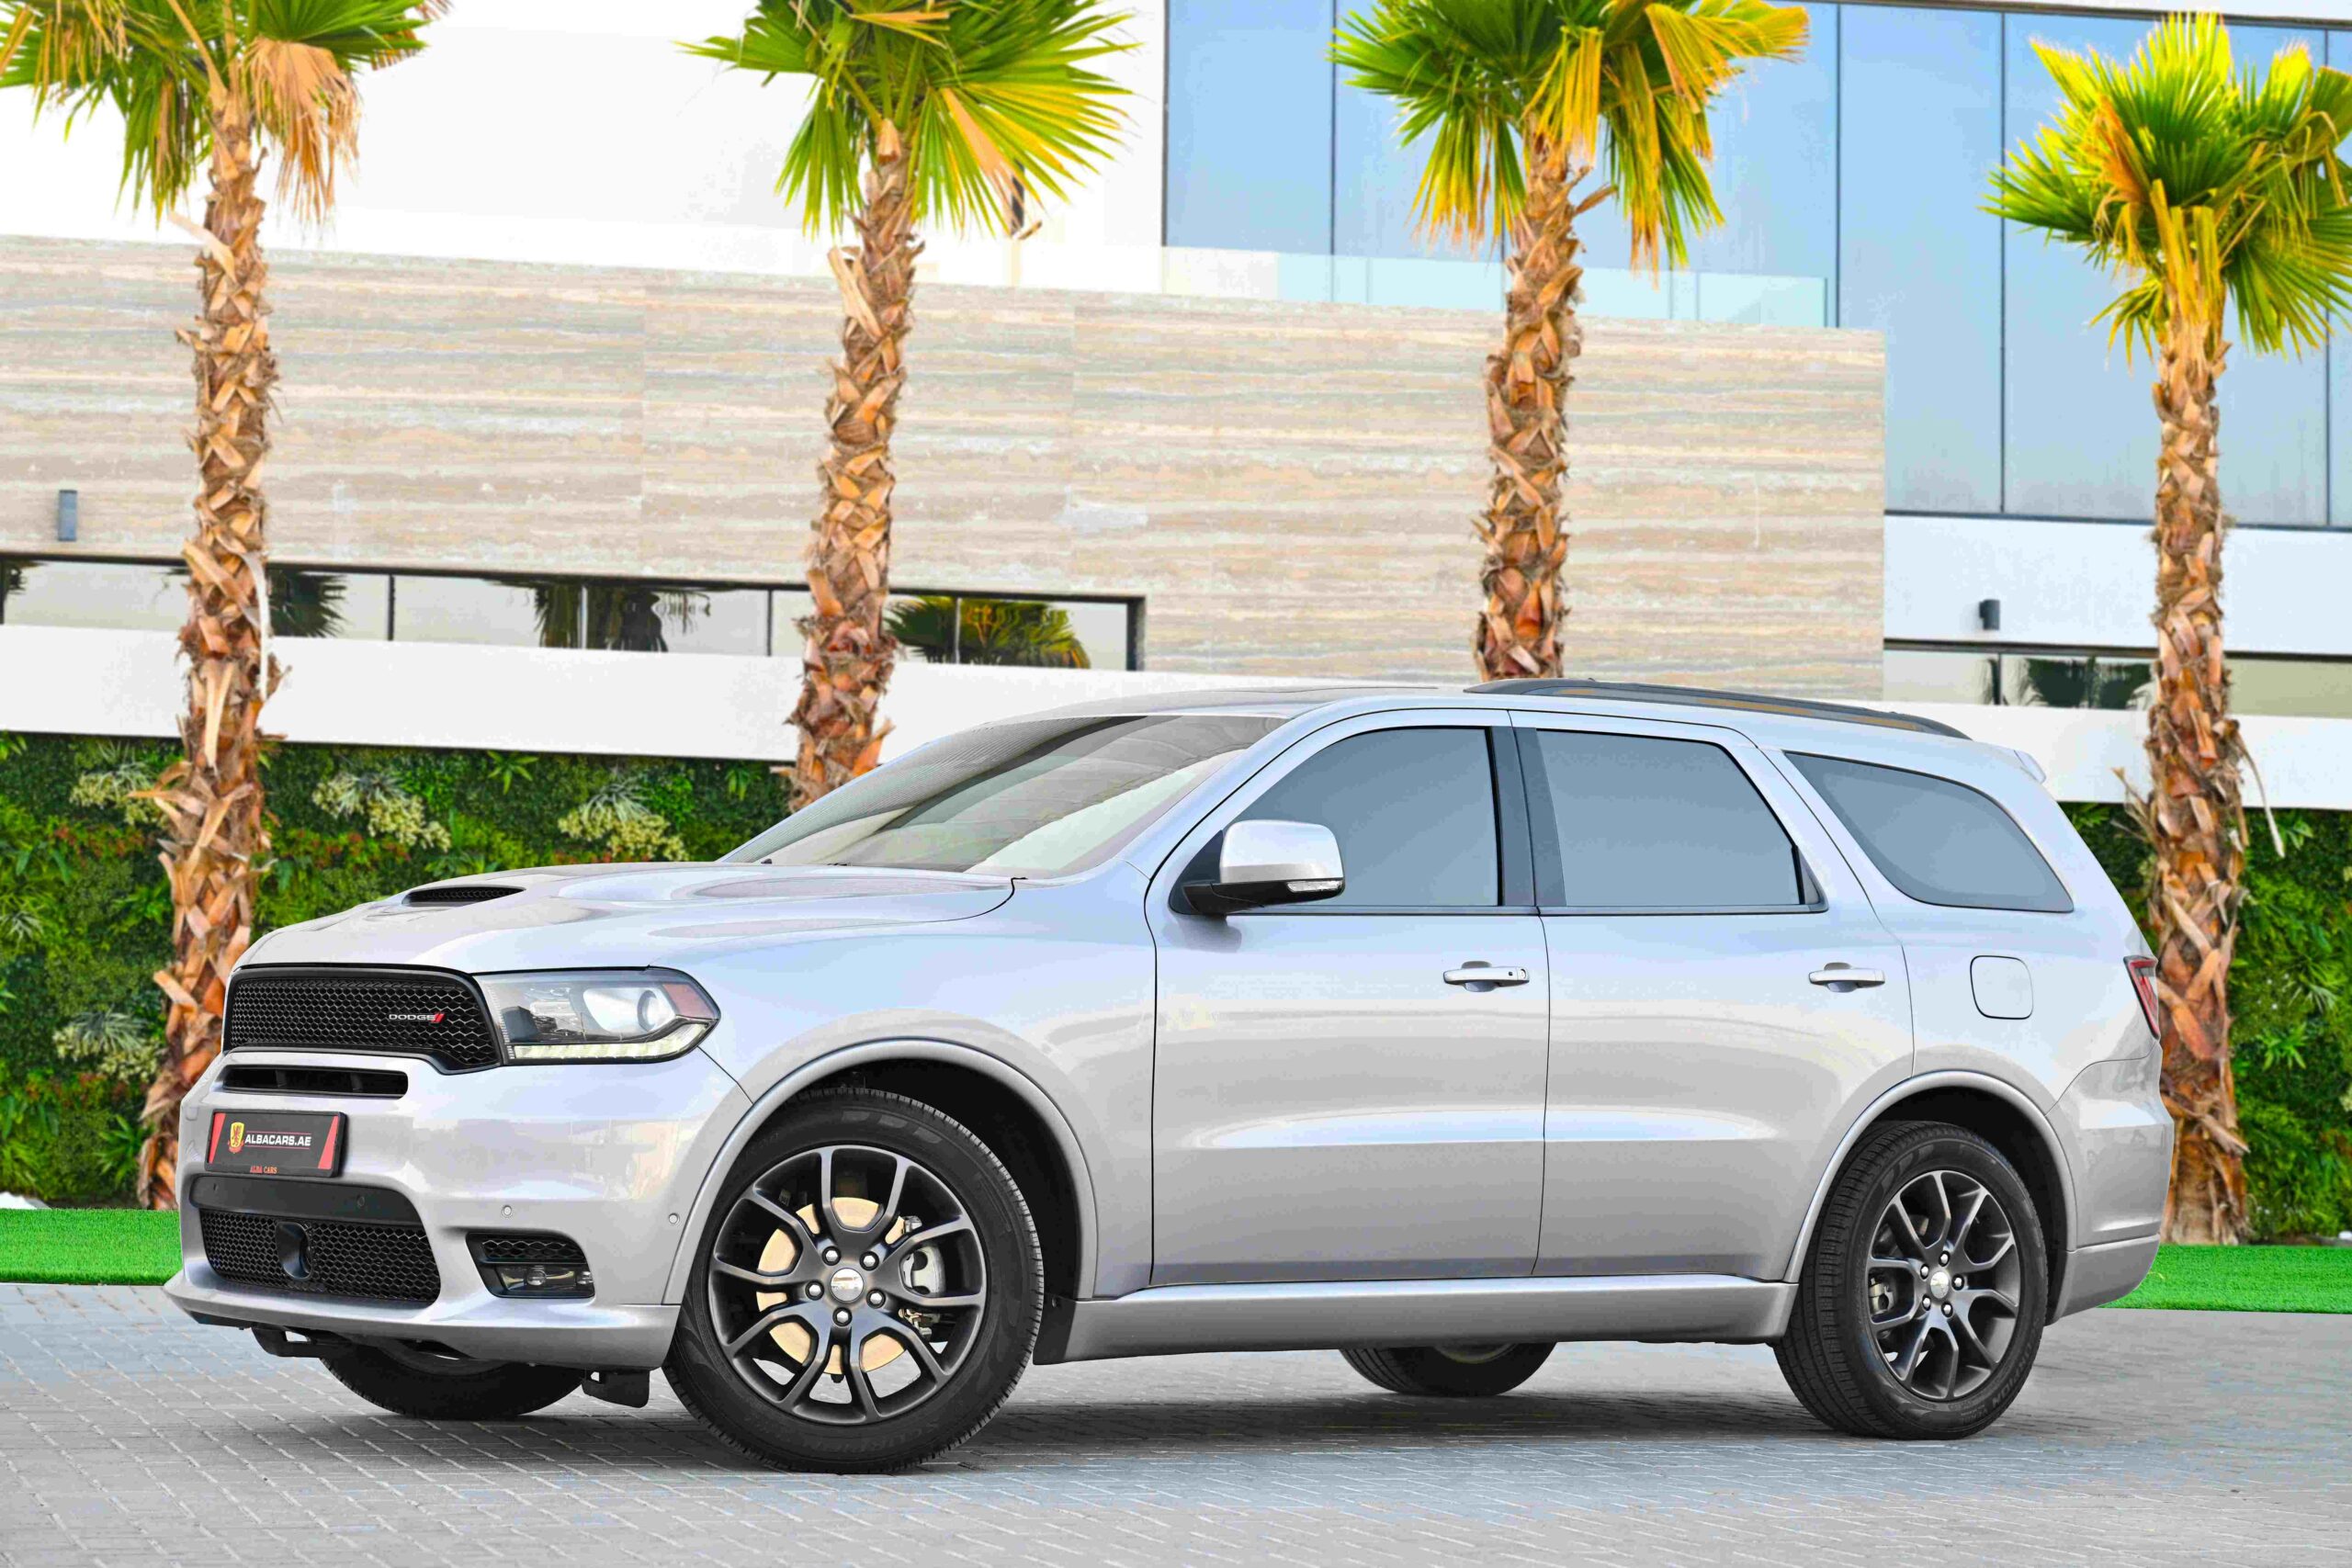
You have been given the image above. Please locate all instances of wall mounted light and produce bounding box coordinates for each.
[1976,597,2001,634]
[55,489,78,543]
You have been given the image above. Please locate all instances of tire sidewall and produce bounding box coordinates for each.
[667,1090,1043,1471]
[1833,1129,2049,1438]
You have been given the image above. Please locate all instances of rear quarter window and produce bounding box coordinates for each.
[1787,752,2072,914]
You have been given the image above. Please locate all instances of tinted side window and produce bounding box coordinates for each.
[1789,752,2072,913]
[1523,730,1808,909]
[1242,728,1499,908]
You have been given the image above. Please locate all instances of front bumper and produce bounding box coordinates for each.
[164,1045,752,1371]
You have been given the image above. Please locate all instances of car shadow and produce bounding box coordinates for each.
[210,1382,2101,1480]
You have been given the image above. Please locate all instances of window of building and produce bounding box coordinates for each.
[383,575,549,648]
[1166,0,1334,255]
[1521,730,1809,910]
[0,559,394,639]
[1883,643,2352,719]
[2000,11,2161,522]
[2,555,1142,667]
[272,570,389,639]
[0,559,185,631]
[1841,5,2002,513]
[1241,728,1499,908]
[1789,751,2071,912]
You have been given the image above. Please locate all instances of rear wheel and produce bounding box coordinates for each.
[324,1343,582,1420]
[665,1088,1044,1472]
[1341,1341,1555,1397]
[1776,1121,2048,1439]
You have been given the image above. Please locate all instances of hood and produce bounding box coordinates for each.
[240,863,1014,975]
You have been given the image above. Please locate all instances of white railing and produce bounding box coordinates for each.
[9,625,2352,809]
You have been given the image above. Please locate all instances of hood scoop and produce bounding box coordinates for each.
[405,884,523,908]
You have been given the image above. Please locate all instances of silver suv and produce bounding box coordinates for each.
[166,682,2172,1471]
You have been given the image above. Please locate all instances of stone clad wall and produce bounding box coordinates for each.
[1,235,1885,693]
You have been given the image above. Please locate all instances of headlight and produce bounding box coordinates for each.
[479,969,718,1064]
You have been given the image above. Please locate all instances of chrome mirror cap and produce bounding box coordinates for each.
[1186,819,1345,915]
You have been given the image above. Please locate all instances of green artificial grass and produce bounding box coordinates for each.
[2109,1242,2352,1314]
[0,1213,2346,1312]
[0,1208,179,1285]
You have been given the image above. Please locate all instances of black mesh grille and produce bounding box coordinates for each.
[225,968,499,1071]
[470,1233,588,1267]
[199,1210,441,1304]
[405,885,521,907]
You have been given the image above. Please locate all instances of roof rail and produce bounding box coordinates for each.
[1469,678,1973,739]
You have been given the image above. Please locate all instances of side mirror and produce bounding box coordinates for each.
[1184,819,1345,915]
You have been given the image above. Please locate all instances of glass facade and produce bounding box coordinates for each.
[1883,645,2352,718]
[1166,1,2348,529]
[0,558,1141,670]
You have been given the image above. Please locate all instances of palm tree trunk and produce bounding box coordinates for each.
[137,96,281,1208]
[1474,132,1585,681]
[790,122,915,809]
[2144,317,2248,1245]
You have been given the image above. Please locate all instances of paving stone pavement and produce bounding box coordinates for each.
[2,1284,2346,1568]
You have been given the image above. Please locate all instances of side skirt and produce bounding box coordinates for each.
[1036,1274,1794,1365]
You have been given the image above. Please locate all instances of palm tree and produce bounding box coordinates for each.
[1991,15,2352,1244]
[887,594,1091,667]
[1,0,440,1206]
[685,1,1128,809]
[1336,0,1806,680]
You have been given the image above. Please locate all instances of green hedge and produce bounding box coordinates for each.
[2071,805,2352,1238]
[0,732,788,1200]
[4,731,2347,1235]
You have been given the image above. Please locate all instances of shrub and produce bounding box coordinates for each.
[2072,803,2352,1238]
[0,733,789,1108]
[0,1068,142,1204]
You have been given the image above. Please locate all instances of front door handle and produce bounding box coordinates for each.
[1444,964,1530,988]
[1810,964,1887,989]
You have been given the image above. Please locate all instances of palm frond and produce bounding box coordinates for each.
[687,0,1133,237]
[0,0,435,217]
[1990,12,2352,360]
[1335,0,1806,265]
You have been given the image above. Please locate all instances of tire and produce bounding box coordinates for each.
[664,1087,1044,1472]
[323,1344,582,1420]
[1776,1120,2049,1439]
[1341,1342,1555,1397]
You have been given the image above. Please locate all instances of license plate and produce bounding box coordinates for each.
[206,1110,346,1177]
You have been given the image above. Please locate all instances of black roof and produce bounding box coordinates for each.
[1469,679,1972,739]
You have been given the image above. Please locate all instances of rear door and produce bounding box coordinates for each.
[1513,712,1916,1279]
[1148,711,1550,1284]
[1772,748,2164,1246]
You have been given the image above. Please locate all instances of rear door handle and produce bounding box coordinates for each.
[1444,964,1530,988]
[1810,965,1886,989]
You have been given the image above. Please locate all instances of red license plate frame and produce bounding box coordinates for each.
[205,1109,346,1177]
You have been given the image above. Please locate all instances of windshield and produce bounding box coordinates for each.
[725,713,1284,876]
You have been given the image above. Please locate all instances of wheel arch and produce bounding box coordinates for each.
[1784,1071,2077,1314]
[663,1040,1100,1308]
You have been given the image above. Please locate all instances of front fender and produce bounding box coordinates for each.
[661,1038,1104,1303]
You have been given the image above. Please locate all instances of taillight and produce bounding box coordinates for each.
[2126,957,2162,1043]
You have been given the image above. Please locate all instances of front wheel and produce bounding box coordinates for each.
[664,1088,1044,1472]
[1341,1342,1555,1397]
[1776,1121,2048,1439]
[324,1343,582,1419]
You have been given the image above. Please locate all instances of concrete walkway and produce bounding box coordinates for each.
[2,1285,2346,1566]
